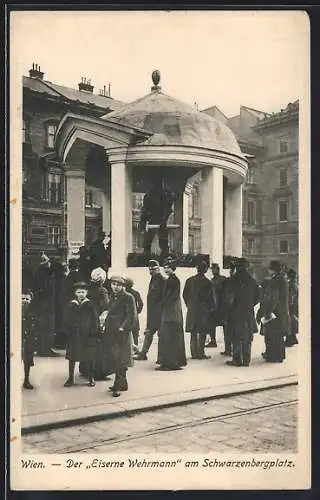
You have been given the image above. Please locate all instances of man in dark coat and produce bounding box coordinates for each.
[286,268,299,347]
[51,257,68,349]
[259,260,290,363]
[89,230,108,272]
[206,263,227,350]
[221,261,236,357]
[140,178,174,257]
[224,258,260,367]
[22,290,38,389]
[183,261,213,359]
[63,281,100,387]
[32,253,57,357]
[102,276,137,397]
[125,278,144,354]
[65,259,82,303]
[134,260,167,361]
[156,260,187,370]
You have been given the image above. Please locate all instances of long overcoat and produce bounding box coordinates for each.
[224,270,260,343]
[22,301,38,366]
[157,274,187,368]
[88,282,109,316]
[146,274,166,333]
[262,273,290,337]
[32,263,55,351]
[288,279,298,335]
[183,274,213,334]
[102,291,136,374]
[64,299,99,362]
[127,288,144,334]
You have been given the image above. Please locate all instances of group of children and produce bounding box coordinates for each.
[21,268,143,398]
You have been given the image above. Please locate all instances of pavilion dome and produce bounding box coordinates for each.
[101,72,243,157]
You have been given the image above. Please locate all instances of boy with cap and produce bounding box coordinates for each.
[21,290,38,389]
[101,276,137,397]
[63,282,100,387]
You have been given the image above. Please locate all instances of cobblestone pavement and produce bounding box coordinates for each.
[22,385,298,454]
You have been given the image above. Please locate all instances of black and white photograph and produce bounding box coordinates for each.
[10,10,310,490]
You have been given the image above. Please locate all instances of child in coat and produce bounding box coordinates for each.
[63,281,99,387]
[22,290,38,389]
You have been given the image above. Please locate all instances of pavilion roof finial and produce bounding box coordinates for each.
[151,69,161,92]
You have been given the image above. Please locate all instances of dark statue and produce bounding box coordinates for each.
[140,178,174,256]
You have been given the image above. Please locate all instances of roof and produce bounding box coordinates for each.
[101,88,243,156]
[23,76,124,112]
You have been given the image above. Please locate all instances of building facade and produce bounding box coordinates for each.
[21,65,298,281]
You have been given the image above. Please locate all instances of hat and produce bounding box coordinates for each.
[210,262,220,269]
[163,258,177,271]
[148,259,160,269]
[268,260,281,273]
[72,281,89,291]
[110,276,125,285]
[91,267,107,283]
[40,252,50,264]
[125,277,134,288]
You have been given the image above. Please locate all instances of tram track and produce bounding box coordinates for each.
[53,397,298,454]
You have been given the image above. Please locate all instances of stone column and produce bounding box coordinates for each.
[65,166,86,259]
[109,160,132,271]
[225,183,243,258]
[183,183,193,254]
[101,191,111,235]
[200,167,223,268]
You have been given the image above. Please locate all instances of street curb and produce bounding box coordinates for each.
[21,376,298,435]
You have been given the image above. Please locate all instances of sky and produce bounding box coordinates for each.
[11,10,309,116]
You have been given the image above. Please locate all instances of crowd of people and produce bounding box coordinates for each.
[21,254,299,398]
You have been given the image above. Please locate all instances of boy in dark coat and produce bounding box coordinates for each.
[125,277,144,354]
[259,260,290,363]
[224,258,260,367]
[22,290,38,389]
[134,260,166,361]
[102,276,137,397]
[63,282,99,387]
[183,261,213,359]
[156,260,187,371]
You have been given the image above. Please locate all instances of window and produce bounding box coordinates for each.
[22,119,30,143]
[279,200,288,222]
[48,225,61,246]
[46,123,57,149]
[280,168,288,187]
[247,165,256,184]
[280,240,289,254]
[247,200,256,225]
[279,136,289,154]
[48,173,61,204]
[247,238,255,254]
[85,189,94,207]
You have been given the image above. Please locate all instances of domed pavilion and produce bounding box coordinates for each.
[55,71,247,276]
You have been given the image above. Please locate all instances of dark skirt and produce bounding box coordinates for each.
[157,321,187,368]
[262,319,286,362]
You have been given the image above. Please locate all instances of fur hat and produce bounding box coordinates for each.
[268,260,282,273]
[110,276,125,285]
[91,267,107,283]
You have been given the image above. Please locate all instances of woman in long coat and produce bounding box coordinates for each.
[286,268,299,347]
[102,276,137,397]
[156,261,187,371]
[260,260,290,362]
[63,282,100,387]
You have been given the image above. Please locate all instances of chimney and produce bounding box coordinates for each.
[29,63,44,80]
[98,84,111,97]
[78,77,94,93]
